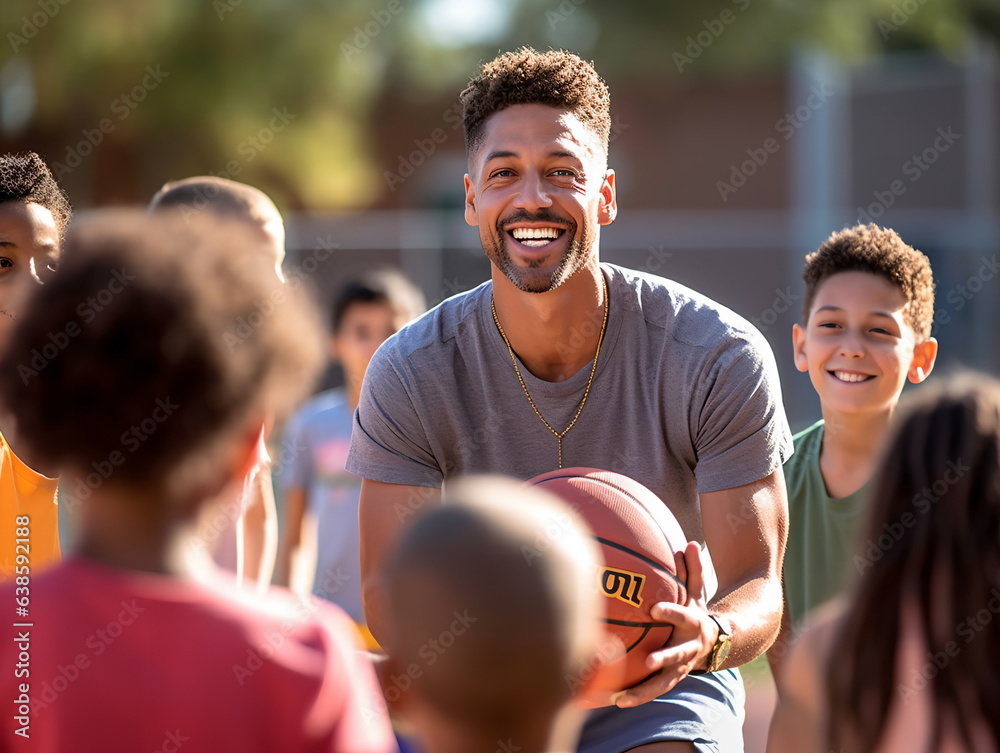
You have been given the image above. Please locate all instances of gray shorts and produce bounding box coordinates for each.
[577,669,745,753]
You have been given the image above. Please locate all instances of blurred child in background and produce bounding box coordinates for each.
[150,176,286,591]
[276,269,424,645]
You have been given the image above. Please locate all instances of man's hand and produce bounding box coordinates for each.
[611,468,788,708]
[612,541,717,708]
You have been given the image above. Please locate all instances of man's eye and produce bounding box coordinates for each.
[491,169,515,178]
[0,258,13,268]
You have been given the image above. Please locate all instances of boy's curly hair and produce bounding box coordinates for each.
[803,224,935,340]
[0,152,72,238]
[460,47,611,157]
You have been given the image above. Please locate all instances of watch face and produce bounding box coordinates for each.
[711,635,733,672]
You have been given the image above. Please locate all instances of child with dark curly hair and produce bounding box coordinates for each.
[767,224,938,685]
[0,151,72,580]
[0,211,397,753]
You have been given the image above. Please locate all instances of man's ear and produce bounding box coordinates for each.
[464,174,478,227]
[791,323,809,373]
[908,337,939,383]
[597,170,617,226]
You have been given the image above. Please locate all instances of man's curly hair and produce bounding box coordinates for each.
[460,47,611,157]
[803,224,935,341]
[0,152,72,238]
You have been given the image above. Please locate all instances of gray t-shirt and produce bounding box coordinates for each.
[347,263,792,548]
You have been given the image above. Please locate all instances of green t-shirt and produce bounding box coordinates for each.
[782,420,869,626]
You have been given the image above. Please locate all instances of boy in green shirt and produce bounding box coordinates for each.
[767,224,939,687]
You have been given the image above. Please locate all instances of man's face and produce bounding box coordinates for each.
[0,201,60,346]
[464,104,616,293]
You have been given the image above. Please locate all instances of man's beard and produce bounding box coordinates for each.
[484,211,595,294]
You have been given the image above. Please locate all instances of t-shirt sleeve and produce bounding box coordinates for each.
[278,407,312,492]
[691,329,793,494]
[346,343,442,488]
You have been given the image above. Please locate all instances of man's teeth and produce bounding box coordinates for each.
[511,227,561,240]
[833,371,872,383]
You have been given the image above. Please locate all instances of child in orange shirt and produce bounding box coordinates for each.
[0,152,72,579]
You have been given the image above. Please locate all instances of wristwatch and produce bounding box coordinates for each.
[703,614,732,673]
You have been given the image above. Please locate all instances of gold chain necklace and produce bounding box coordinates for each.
[490,276,609,469]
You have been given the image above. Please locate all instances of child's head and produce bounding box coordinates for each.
[330,269,424,384]
[828,372,1000,752]
[150,176,285,282]
[383,476,605,753]
[0,210,321,508]
[0,152,72,346]
[793,224,938,417]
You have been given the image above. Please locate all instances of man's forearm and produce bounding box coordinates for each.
[708,572,783,669]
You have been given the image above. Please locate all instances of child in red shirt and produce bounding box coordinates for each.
[0,210,397,753]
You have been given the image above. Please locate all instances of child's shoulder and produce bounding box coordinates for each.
[784,420,825,478]
[287,388,352,429]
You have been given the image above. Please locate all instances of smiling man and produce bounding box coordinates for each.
[0,152,73,580]
[348,48,792,753]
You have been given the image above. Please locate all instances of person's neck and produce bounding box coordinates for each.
[74,482,204,577]
[345,376,363,411]
[490,262,606,383]
[0,407,58,478]
[818,405,894,498]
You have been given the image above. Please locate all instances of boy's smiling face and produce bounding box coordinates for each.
[792,270,938,417]
[0,201,60,347]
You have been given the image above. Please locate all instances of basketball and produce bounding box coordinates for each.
[527,468,689,708]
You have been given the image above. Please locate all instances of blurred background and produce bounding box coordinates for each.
[2,0,998,423]
[4,1,998,749]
